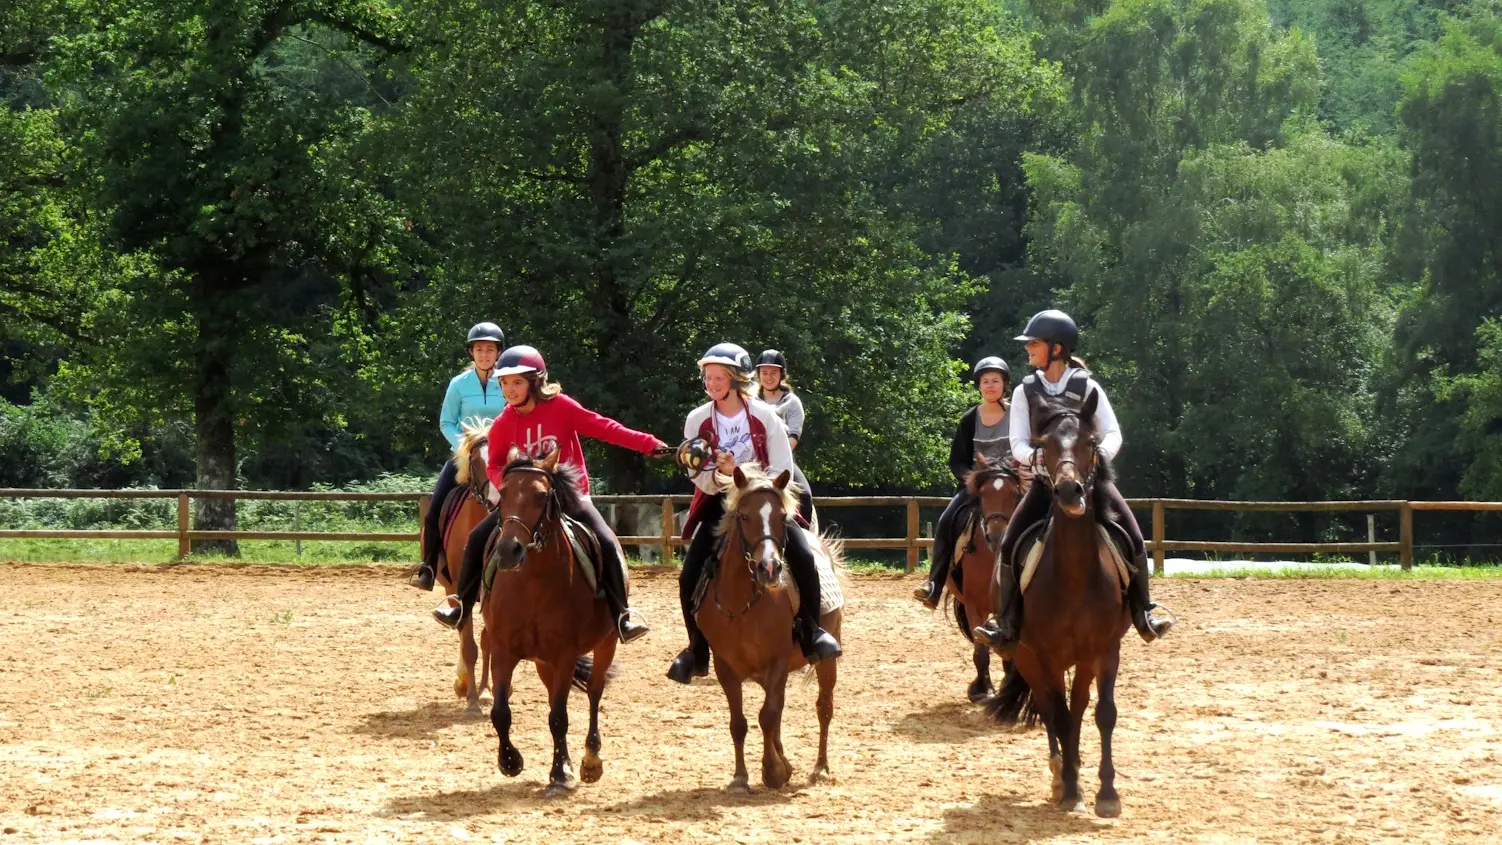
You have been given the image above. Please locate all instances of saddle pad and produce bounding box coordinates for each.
[1097,522,1131,593]
[1015,519,1131,594]
[1017,520,1049,593]
[481,515,605,598]
[439,487,469,549]
[954,507,980,566]
[784,528,845,616]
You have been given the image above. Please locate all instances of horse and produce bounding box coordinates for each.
[981,388,1132,818]
[483,446,618,797]
[695,464,844,793]
[946,455,1024,702]
[425,422,495,712]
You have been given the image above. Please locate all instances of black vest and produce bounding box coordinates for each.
[1021,371,1091,439]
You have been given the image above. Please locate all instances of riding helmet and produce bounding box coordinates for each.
[756,349,788,372]
[972,356,1010,386]
[497,345,547,377]
[698,342,753,374]
[1014,310,1079,353]
[466,322,505,348]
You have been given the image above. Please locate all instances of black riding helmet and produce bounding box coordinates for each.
[466,322,505,349]
[972,356,1010,387]
[1014,309,1078,362]
[756,349,788,371]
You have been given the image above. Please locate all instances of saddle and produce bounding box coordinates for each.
[688,528,843,617]
[482,512,607,599]
[1010,515,1133,595]
[438,487,471,549]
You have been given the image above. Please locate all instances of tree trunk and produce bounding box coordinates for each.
[191,298,239,556]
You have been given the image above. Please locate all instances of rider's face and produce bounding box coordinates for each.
[1025,339,1049,369]
[978,371,1007,404]
[501,374,532,406]
[757,366,782,393]
[703,365,734,401]
[470,342,500,371]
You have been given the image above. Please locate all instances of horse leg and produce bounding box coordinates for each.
[543,660,578,798]
[580,637,617,785]
[714,654,751,795]
[1094,646,1122,818]
[760,661,792,789]
[968,642,992,703]
[1037,675,1070,805]
[490,653,523,777]
[1058,667,1095,813]
[810,652,837,785]
[457,616,480,713]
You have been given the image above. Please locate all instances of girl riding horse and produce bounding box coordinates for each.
[755,349,805,451]
[410,321,507,592]
[666,342,842,684]
[433,345,673,643]
[914,355,1014,609]
[973,310,1176,652]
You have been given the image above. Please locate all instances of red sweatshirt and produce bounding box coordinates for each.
[485,394,663,495]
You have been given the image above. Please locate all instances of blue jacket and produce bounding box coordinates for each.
[440,369,507,448]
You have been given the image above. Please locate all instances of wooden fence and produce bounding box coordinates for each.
[3,488,1499,571]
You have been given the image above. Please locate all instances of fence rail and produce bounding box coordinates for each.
[0,488,1488,572]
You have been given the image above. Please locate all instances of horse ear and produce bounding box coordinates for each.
[1082,387,1099,425]
[734,466,749,489]
[774,469,791,490]
[539,447,560,472]
[506,444,520,466]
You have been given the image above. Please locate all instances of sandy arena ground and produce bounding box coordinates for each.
[1,563,1500,844]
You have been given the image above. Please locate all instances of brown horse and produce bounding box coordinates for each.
[426,423,493,712]
[982,389,1131,817]
[946,455,1024,702]
[696,464,844,793]
[484,446,618,797]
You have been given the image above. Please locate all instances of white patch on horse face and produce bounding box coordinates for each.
[758,501,776,560]
[480,444,490,464]
[486,484,501,506]
[992,477,1005,492]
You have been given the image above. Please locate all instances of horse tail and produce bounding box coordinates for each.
[570,656,619,692]
[951,596,974,643]
[981,660,1038,727]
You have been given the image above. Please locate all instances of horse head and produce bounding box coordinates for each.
[966,453,1022,549]
[454,421,499,508]
[722,464,799,588]
[494,445,581,570]
[1030,388,1101,519]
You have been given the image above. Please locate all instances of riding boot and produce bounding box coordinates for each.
[434,514,491,630]
[600,552,649,644]
[973,556,1023,656]
[667,618,710,684]
[794,603,843,664]
[409,535,438,591]
[1126,552,1174,643]
[913,527,955,610]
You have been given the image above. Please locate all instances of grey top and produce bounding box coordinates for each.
[764,390,806,438]
[973,407,1011,468]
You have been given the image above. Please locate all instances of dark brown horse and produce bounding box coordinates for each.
[483,446,618,797]
[696,465,844,793]
[426,423,493,712]
[947,455,1024,702]
[982,389,1131,817]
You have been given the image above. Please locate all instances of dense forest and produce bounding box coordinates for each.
[5,0,1502,551]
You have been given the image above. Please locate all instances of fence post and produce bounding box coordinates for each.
[661,497,675,565]
[906,499,920,572]
[1367,515,1376,567]
[1399,502,1414,571]
[177,493,190,561]
[294,501,303,558]
[1152,500,1165,576]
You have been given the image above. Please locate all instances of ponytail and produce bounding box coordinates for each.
[1068,355,1089,372]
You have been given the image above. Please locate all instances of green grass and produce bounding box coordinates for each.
[1163,564,1502,580]
[0,537,420,565]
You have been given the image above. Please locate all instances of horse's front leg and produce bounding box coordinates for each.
[760,659,792,789]
[490,653,522,777]
[457,616,480,713]
[580,637,617,785]
[1058,666,1095,813]
[1094,645,1122,818]
[969,641,993,703]
[543,659,578,797]
[714,654,751,795]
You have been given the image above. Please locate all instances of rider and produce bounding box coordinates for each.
[666,343,843,684]
[913,356,1012,608]
[755,349,805,450]
[410,322,507,591]
[432,345,671,643]
[973,310,1175,653]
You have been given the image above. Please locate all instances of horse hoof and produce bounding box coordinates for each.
[543,781,576,799]
[1057,796,1086,813]
[580,750,603,784]
[967,684,992,704]
[764,762,792,790]
[727,778,751,796]
[808,766,835,786]
[499,747,523,778]
[1095,795,1121,818]
[454,675,471,699]
[1049,756,1065,802]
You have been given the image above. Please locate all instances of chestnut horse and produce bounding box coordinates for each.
[425,424,493,712]
[946,455,1024,702]
[484,447,618,797]
[982,388,1131,817]
[697,464,844,793]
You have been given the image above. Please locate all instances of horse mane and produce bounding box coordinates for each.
[715,463,803,540]
[453,421,489,485]
[964,461,1018,496]
[500,451,586,515]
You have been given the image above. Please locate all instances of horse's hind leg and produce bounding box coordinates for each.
[580,638,617,785]
[1093,645,1122,818]
[810,654,837,785]
[760,661,792,789]
[1057,667,1095,813]
[457,617,480,713]
[713,655,751,795]
[490,653,523,777]
[969,642,992,703]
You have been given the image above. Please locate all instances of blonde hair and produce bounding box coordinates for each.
[531,374,563,401]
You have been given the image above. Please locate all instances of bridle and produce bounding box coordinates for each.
[499,465,557,552]
[715,491,790,620]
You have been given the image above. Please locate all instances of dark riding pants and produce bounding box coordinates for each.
[923,489,972,585]
[422,458,462,568]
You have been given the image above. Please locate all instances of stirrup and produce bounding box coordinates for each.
[1141,603,1178,641]
[432,594,466,630]
[912,580,941,609]
[616,608,650,643]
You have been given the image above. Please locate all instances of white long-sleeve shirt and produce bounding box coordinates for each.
[683,397,797,495]
[1008,369,1123,466]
